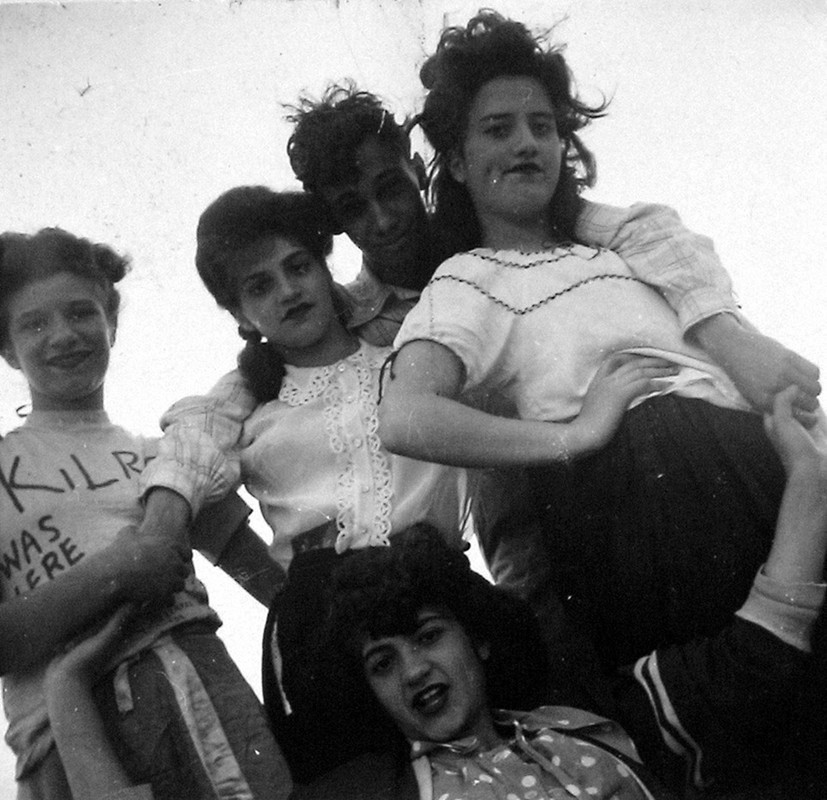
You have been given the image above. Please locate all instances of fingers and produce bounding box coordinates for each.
[772,385,798,419]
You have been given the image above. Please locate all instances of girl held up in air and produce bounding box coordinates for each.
[379,10,826,793]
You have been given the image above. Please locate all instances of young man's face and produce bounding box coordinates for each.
[318,137,433,290]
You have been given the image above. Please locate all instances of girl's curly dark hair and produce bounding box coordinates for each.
[321,523,553,724]
[0,227,129,349]
[418,9,608,252]
[195,186,350,403]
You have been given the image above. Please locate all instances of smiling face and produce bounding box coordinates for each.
[361,607,498,747]
[2,272,114,412]
[450,75,563,249]
[319,137,432,289]
[232,235,353,367]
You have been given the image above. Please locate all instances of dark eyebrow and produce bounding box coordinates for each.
[362,640,392,663]
[478,112,512,124]
[285,247,313,264]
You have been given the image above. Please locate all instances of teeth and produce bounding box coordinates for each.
[413,685,444,710]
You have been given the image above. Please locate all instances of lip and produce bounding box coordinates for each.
[373,225,417,255]
[411,683,449,716]
[46,350,93,369]
[505,162,544,177]
[282,302,313,322]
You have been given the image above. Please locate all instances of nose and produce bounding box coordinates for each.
[513,120,539,154]
[400,643,430,686]
[48,313,81,349]
[275,273,301,304]
[369,200,396,236]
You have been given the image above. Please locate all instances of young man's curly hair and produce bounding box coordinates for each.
[286,83,411,203]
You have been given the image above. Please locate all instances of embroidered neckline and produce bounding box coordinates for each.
[429,272,640,316]
[279,343,387,407]
[468,244,602,270]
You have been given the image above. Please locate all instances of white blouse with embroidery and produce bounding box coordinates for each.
[239,340,466,569]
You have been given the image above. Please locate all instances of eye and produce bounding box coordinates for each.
[375,176,408,201]
[531,117,557,138]
[18,316,46,333]
[287,257,313,275]
[482,121,510,140]
[241,276,272,299]
[68,303,100,321]
[365,652,394,677]
[416,624,443,647]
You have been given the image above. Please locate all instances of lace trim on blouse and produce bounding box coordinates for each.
[279,346,393,550]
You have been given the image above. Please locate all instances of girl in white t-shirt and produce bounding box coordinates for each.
[0,227,288,800]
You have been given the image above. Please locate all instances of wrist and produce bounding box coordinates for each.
[784,464,827,494]
[691,312,743,356]
[141,487,191,540]
[562,421,597,460]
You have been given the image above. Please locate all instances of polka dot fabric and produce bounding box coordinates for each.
[420,708,650,800]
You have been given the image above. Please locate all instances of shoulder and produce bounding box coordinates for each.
[576,200,684,239]
[290,750,417,800]
[358,339,393,365]
[430,249,492,276]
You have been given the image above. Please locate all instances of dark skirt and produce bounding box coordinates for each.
[527,394,787,669]
[261,548,392,785]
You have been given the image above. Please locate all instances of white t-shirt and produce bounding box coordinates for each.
[395,245,749,422]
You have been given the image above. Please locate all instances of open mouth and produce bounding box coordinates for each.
[412,683,449,716]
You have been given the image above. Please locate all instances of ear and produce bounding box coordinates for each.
[1,346,20,371]
[410,152,428,191]
[448,150,467,185]
[231,310,259,342]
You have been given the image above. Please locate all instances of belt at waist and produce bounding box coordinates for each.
[291,520,339,556]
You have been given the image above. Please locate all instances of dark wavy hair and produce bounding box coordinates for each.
[321,523,552,734]
[195,185,349,403]
[0,227,129,350]
[418,10,608,252]
[286,83,411,228]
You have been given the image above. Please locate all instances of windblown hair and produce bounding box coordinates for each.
[322,524,552,723]
[418,9,609,252]
[0,227,129,349]
[195,185,348,403]
[286,83,411,223]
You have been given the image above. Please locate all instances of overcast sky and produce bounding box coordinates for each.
[1,0,826,791]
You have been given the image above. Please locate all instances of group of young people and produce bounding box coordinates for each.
[1,9,826,800]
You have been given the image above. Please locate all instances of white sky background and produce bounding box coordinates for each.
[1,0,826,791]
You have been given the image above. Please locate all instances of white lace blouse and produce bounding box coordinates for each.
[239,340,466,569]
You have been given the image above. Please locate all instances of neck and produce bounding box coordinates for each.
[480,214,556,252]
[31,388,105,413]
[467,708,501,751]
[279,323,359,368]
